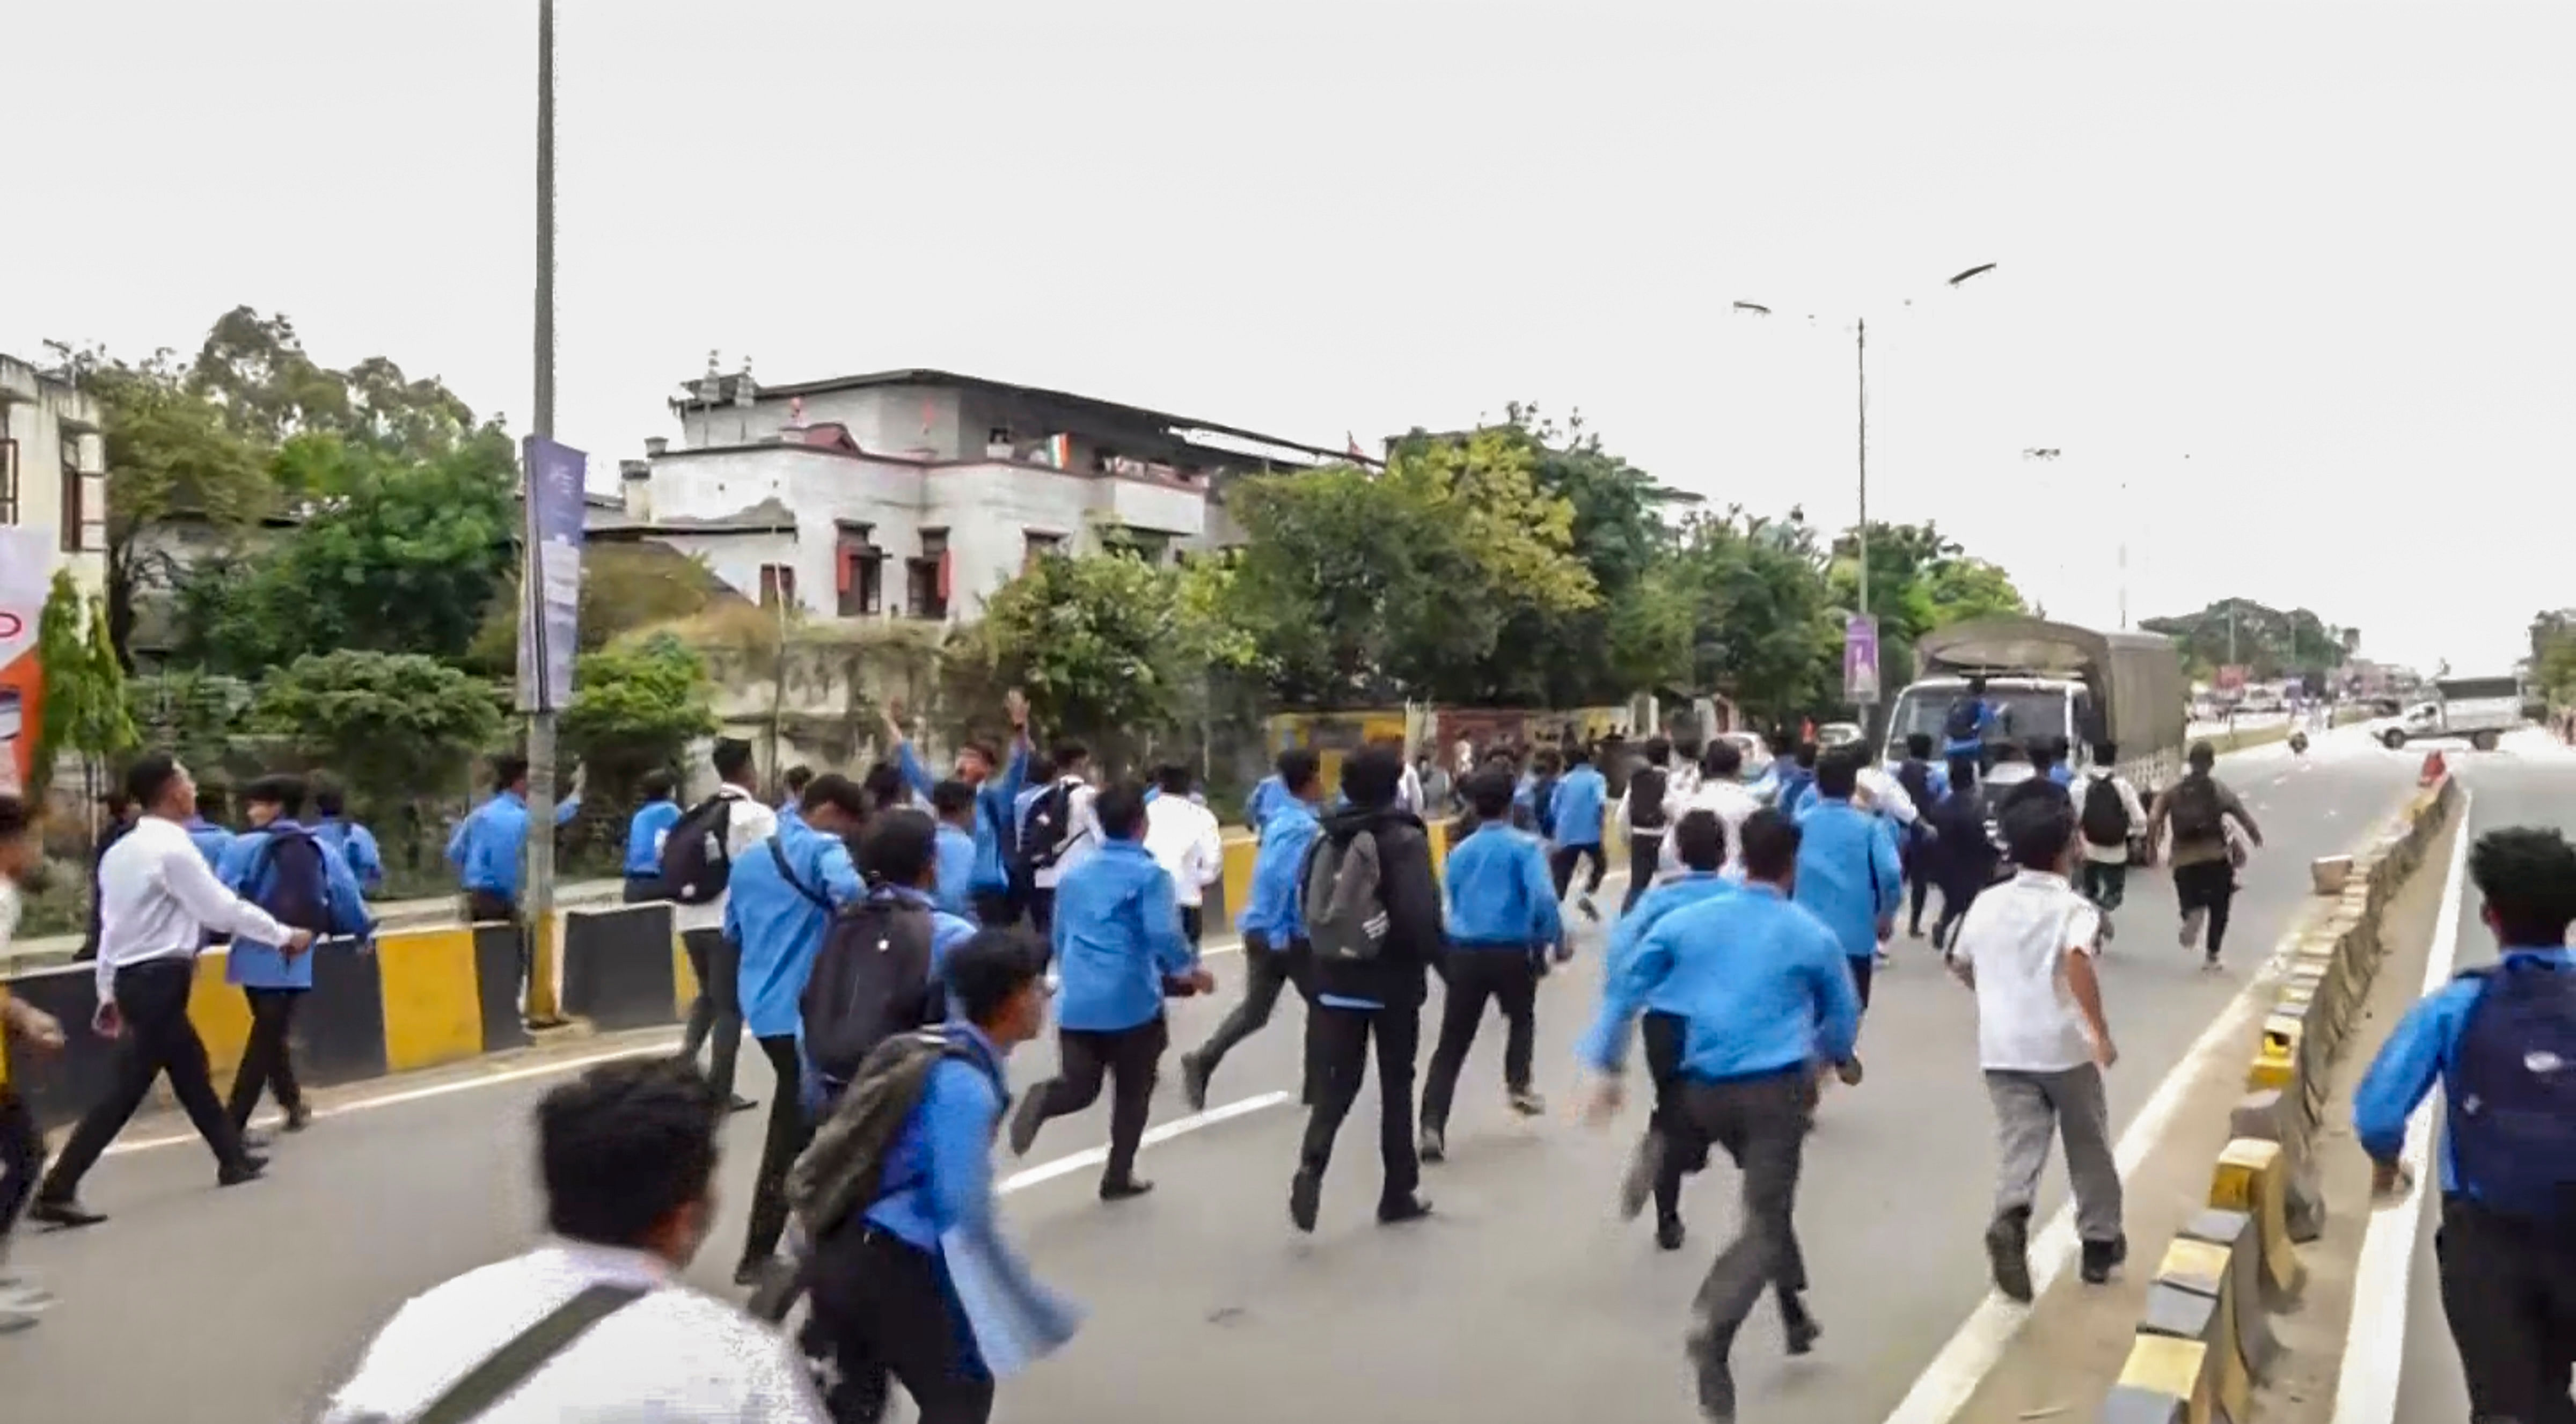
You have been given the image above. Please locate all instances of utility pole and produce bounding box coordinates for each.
[2117,478,2129,630]
[1854,317,1870,623]
[2227,598,2238,668]
[522,0,562,1024]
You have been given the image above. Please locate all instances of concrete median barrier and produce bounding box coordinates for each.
[2095,768,2461,1423]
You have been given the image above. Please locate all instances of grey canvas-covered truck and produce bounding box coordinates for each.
[1882,617,2189,798]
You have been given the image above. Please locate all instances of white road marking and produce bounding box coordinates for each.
[1000,1091,1294,1193]
[2327,788,2472,1424]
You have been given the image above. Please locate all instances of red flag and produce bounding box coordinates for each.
[1346,432,1365,461]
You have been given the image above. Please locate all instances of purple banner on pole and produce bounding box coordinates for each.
[517,436,587,713]
[1843,613,1880,705]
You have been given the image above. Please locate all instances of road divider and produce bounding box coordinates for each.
[2096,768,2461,1423]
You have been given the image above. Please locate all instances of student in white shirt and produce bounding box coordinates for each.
[1946,793,2124,1306]
[1663,740,1760,881]
[319,1057,826,1424]
[1143,765,1225,948]
[674,738,780,1116]
[2071,741,2149,941]
[28,755,311,1228]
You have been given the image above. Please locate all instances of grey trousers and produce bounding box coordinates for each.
[1681,1068,1814,1346]
[1985,1064,2123,1243]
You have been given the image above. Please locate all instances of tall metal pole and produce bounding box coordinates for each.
[522,0,562,1024]
[2117,478,2130,630]
[1854,317,1869,622]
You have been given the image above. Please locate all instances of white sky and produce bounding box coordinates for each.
[11,1,2569,675]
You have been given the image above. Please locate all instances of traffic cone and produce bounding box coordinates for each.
[2419,749,2446,787]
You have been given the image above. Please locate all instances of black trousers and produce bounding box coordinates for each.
[1299,1002,1421,1207]
[226,986,306,1131]
[1027,1018,1166,1187]
[2080,860,2129,914]
[2174,859,2236,955]
[2437,1198,2576,1424]
[1903,835,1933,931]
[1028,887,1058,941]
[1847,954,1874,1011]
[1934,872,1986,948]
[1550,843,1608,900]
[803,1225,996,1424]
[1623,832,1665,915]
[740,1034,813,1270]
[1642,1011,1711,1226]
[678,928,745,1102]
[971,888,1018,930]
[1682,1068,1814,1355]
[1419,947,1539,1132]
[42,958,251,1198]
[0,1087,40,1247]
[1194,936,1309,1087]
[1180,904,1204,950]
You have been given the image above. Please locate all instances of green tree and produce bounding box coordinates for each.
[559,634,721,809]
[250,651,506,823]
[1921,557,2027,627]
[28,578,140,808]
[1664,509,1841,724]
[2141,598,2350,681]
[957,549,1216,758]
[465,542,733,677]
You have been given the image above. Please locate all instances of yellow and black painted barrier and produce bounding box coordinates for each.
[2097,769,2461,1422]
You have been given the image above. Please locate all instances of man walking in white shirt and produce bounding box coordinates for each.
[670,737,778,1115]
[1946,793,2125,1304]
[28,754,311,1227]
[318,1057,825,1424]
[1144,765,1225,948]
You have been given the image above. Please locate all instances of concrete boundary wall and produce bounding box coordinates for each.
[2098,771,2462,1424]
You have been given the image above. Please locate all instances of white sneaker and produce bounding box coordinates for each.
[2179,908,2206,951]
[0,1270,52,1303]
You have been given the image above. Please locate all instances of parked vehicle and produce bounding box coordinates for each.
[2377,675,2524,752]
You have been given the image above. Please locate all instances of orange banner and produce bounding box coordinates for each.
[0,528,50,797]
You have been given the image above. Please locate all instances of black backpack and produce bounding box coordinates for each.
[254,828,334,935]
[801,895,942,1096]
[2080,775,2133,848]
[1014,778,1084,877]
[2167,774,2224,841]
[1301,830,1389,965]
[1628,765,1670,832]
[2446,960,2576,1224]
[658,794,739,905]
[1943,697,1985,743]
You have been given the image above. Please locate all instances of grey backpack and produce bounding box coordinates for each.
[1301,830,1389,965]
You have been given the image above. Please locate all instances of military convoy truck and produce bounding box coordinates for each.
[1880,616,2189,796]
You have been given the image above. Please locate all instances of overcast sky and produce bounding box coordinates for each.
[12,1,2568,674]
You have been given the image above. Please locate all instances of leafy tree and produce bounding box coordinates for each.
[27,576,140,809]
[2141,598,2350,681]
[249,651,506,822]
[190,306,493,461]
[1921,557,2027,627]
[465,542,735,677]
[175,432,517,671]
[1664,510,1841,724]
[958,549,1216,758]
[559,634,721,809]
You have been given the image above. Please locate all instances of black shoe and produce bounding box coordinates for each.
[283,1104,314,1133]
[1618,1132,1666,1222]
[1289,1169,1322,1234]
[1007,1091,1048,1158]
[1836,1056,1864,1087]
[728,1095,759,1115]
[1417,1126,1446,1164]
[2080,1235,2127,1286]
[1577,896,1601,924]
[1100,1177,1155,1203]
[27,1199,105,1230]
[1507,1087,1547,1117]
[1177,1051,1211,1113]
[1377,1194,1433,1225]
[1655,1215,1687,1252]
[1985,1208,2034,1303]
[218,1155,269,1188]
[1689,1331,1738,1421]
[1783,1301,1821,1357]
[238,1129,273,1153]
[733,1258,774,1288]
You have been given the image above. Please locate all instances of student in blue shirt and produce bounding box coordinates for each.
[1773,742,1820,817]
[1889,733,1946,940]
[216,775,370,1142]
[1547,745,1611,922]
[1008,783,1210,1201]
[1601,810,1738,1250]
[309,783,384,895]
[774,764,813,835]
[184,784,235,869]
[926,779,981,919]
[722,771,868,1285]
[1578,809,1858,1412]
[621,770,681,903]
[887,691,1034,928]
[1794,748,1902,1060]
[1179,749,1324,1113]
[2351,826,2576,1423]
[806,931,1075,1424]
[1420,771,1562,1161]
[1943,676,1998,764]
[444,752,583,925]
[1243,762,1290,839]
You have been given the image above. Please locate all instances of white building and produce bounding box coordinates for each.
[595,366,1348,620]
[0,353,109,600]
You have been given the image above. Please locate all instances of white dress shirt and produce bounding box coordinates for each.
[1951,868,2104,1073]
[675,786,780,934]
[318,1240,826,1424]
[1143,794,1225,909]
[1662,778,1761,879]
[94,815,292,1004]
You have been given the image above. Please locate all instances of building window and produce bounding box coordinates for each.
[838,547,883,617]
[758,563,797,610]
[0,439,17,527]
[908,529,950,620]
[1023,530,1064,571]
[59,434,87,554]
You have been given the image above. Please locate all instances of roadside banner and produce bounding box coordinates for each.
[1843,613,1881,706]
[516,436,587,713]
[0,527,51,794]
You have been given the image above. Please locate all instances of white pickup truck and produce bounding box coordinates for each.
[2377,675,2524,752]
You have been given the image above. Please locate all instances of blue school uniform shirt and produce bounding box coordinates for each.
[217,820,371,990]
[1551,765,1608,848]
[722,817,866,1038]
[1245,775,1288,836]
[445,790,581,900]
[1791,798,1903,959]
[185,816,235,870]
[2352,946,2576,1197]
[313,816,384,891]
[1577,882,1861,1080]
[934,822,978,917]
[1235,801,1321,944]
[1049,840,1197,1033]
[897,739,1031,893]
[1442,823,1562,947]
[624,800,681,877]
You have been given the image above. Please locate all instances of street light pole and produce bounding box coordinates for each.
[1855,317,1869,624]
[522,0,562,1024]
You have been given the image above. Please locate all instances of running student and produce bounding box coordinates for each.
[2072,742,2147,942]
[2351,826,2576,1424]
[1579,809,1854,1418]
[1548,745,1609,922]
[1595,810,1737,1252]
[887,690,1033,927]
[1180,748,1325,1111]
[1791,748,1900,1080]
[1949,793,2124,1303]
[2146,742,2262,970]
[1617,737,1674,916]
[1,794,65,1332]
[1419,771,1560,1164]
[1926,756,1997,951]
[1891,733,1945,939]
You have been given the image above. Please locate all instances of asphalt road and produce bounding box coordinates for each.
[2383,729,2576,1423]
[1,728,2427,1424]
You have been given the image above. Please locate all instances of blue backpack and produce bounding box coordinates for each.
[2449,958,2576,1224]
